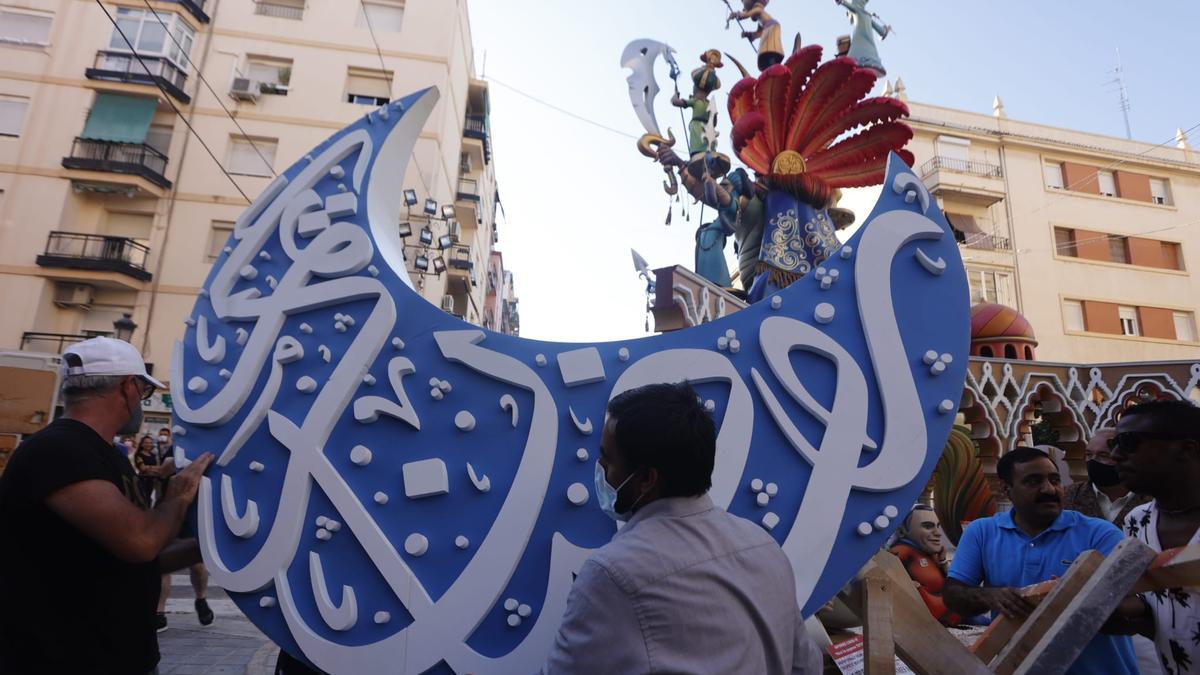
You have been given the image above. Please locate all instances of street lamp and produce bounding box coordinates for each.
[113,313,137,342]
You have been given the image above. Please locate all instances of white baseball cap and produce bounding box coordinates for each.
[62,337,166,390]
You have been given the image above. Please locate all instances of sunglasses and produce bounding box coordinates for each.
[1108,431,1196,453]
[128,377,155,401]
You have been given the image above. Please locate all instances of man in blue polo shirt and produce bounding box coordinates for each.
[944,446,1137,675]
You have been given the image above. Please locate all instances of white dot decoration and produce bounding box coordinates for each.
[430,388,444,400]
[728,339,741,354]
[455,411,476,431]
[329,165,345,179]
[841,245,853,259]
[617,347,630,362]
[725,329,736,339]
[439,380,452,393]
[219,369,232,380]
[883,505,899,519]
[326,520,341,532]
[374,611,390,625]
[566,483,589,506]
[315,516,328,527]
[429,377,440,388]
[373,491,388,505]
[507,615,521,628]
[259,596,276,608]
[535,354,547,366]
[363,374,376,386]
[938,399,956,414]
[391,337,405,349]
[750,478,764,492]
[504,598,518,612]
[517,604,532,618]
[575,448,589,461]
[814,303,836,324]
[765,482,778,497]
[455,535,469,550]
[404,533,429,557]
[930,361,946,375]
[939,353,953,364]
[762,512,780,531]
[334,321,346,333]
[187,377,208,394]
[296,376,317,393]
[249,461,264,473]
[716,336,729,350]
[316,529,331,541]
[239,265,257,280]
[770,296,782,310]
[350,446,372,466]
[368,265,379,277]
[874,515,890,530]
[923,350,939,365]
[258,250,271,261]
[704,400,716,413]
[756,492,770,507]
[857,522,873,536]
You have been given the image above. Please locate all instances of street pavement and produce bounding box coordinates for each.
[158,574,280,675]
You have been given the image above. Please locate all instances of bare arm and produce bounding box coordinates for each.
[1103,595,1155,638]
[45,453,214,563]
[943,578,1034,620]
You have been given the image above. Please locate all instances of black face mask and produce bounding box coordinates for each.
[1086,460,1123,488]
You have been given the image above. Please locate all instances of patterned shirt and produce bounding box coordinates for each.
[1124,502,1200,675]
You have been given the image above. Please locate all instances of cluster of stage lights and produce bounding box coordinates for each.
[400,188,457,275]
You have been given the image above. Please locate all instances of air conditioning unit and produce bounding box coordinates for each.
[229,77,261,101]
[440,295,456,314]
[447,221,461,243]
[53,283,95,309]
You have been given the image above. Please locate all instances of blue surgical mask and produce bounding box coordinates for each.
[594,461,638,523]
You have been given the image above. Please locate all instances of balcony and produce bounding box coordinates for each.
[21,331,112,354]
[446,244,474,294]
[463,115,491,164]
[85,52,190,104]
[958,232,1012,252]
[62,138,171,190]
[36,232,152,281]
[456,178,480,202]
[167,0,210,23]
[920,156,1005,208]
[253,1,304,20]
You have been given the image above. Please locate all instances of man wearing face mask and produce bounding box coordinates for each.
[1063,428,1150,525]
[0,337,214,675]
[544,382,822,674]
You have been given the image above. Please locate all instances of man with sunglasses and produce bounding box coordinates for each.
[1109,400,1200,675]
[0,337,213,674]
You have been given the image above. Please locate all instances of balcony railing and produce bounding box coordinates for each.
[36,231,153,281]
[253,1,304,20]
[448,244,473,271]
[21,331,112,354]
[463,115,491,162]
[457,178,479,202]
[85,51,190,104]
[62,138,171,189]
[958,232,1012,252]
[920,156,1003,179]
[168,0,210,23]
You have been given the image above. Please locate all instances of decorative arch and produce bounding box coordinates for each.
[1008,382,1087,461]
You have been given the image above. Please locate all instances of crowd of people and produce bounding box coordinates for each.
[0,335,1196,674]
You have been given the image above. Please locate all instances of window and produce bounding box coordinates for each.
[0,94,28,137]
[346,68,391,105]
[227,137,277,177]
[936,135,970,163]
[106,8,194,69]
[144,124,173,155]
[1118,306,1139,336]
[1063,300,1085,332]
[206,220,234,261]
[967,268,1013,306]
[1108,235,1129,264]
[1149,178,1171,206]
[253,0,304,20]
[0,8,52,46]
[1043,162,1064,189]
[1174,312,1197,342]
[356,1,404,32]
[1097,170,1117,197]
[1053,227,1077,257]
[246,56,292,95]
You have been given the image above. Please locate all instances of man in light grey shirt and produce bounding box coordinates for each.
[544,382,822,674]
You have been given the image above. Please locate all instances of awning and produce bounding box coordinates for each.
[81,93,156,144]
[946,212,983,234]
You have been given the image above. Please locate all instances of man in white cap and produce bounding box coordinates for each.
[0,337,213,675]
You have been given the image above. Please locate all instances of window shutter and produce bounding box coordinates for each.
[228,138,277,176]
[347,70,391,99]
[357,2,404,32]
[0,10,53,45]
[0,96,28,136]
[1043,162,1064,189]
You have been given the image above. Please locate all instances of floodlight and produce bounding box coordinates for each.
[397,221,412,238]
[432,257,447,274]
[441,204,456,219]
[438,234,453,250]
[423,198,437,217]
[414,255,430,271]
[419,226,433,246]
[403,189,418,206]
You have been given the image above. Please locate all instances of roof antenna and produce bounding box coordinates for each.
[1105,48,1132,140]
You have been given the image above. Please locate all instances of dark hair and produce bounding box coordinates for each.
[606,382,716,498]
[137,435,156,451]
[996,446,1052,485]
[1121,400,1200,439]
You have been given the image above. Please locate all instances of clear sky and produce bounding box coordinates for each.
[467,0,1199,343]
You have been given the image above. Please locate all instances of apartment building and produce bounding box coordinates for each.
[484,250,518,335]
[0,0,514,388]
[898,85,1200,363]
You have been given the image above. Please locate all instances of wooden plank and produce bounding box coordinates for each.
[862,567,895,675]
[970,568,1094,664]
[1131,544,1200,593]
[851,552,990,675]
[1009,539,1156,675]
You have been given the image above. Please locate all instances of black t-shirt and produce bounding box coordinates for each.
[0,418,161,675]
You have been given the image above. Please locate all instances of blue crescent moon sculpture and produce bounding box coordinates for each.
[172,87,970,674]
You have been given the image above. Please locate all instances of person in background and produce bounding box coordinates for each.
[943,446,1137,675]
[133,435,166,506]
[0,337,213,674]
[1063,428,1150,525]
[150,427,215,631]
[1108,401,1200,675]
[544,382,821,674]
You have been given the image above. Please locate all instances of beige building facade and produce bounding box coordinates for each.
[0,0,510,388]
[896,84,1200,363]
